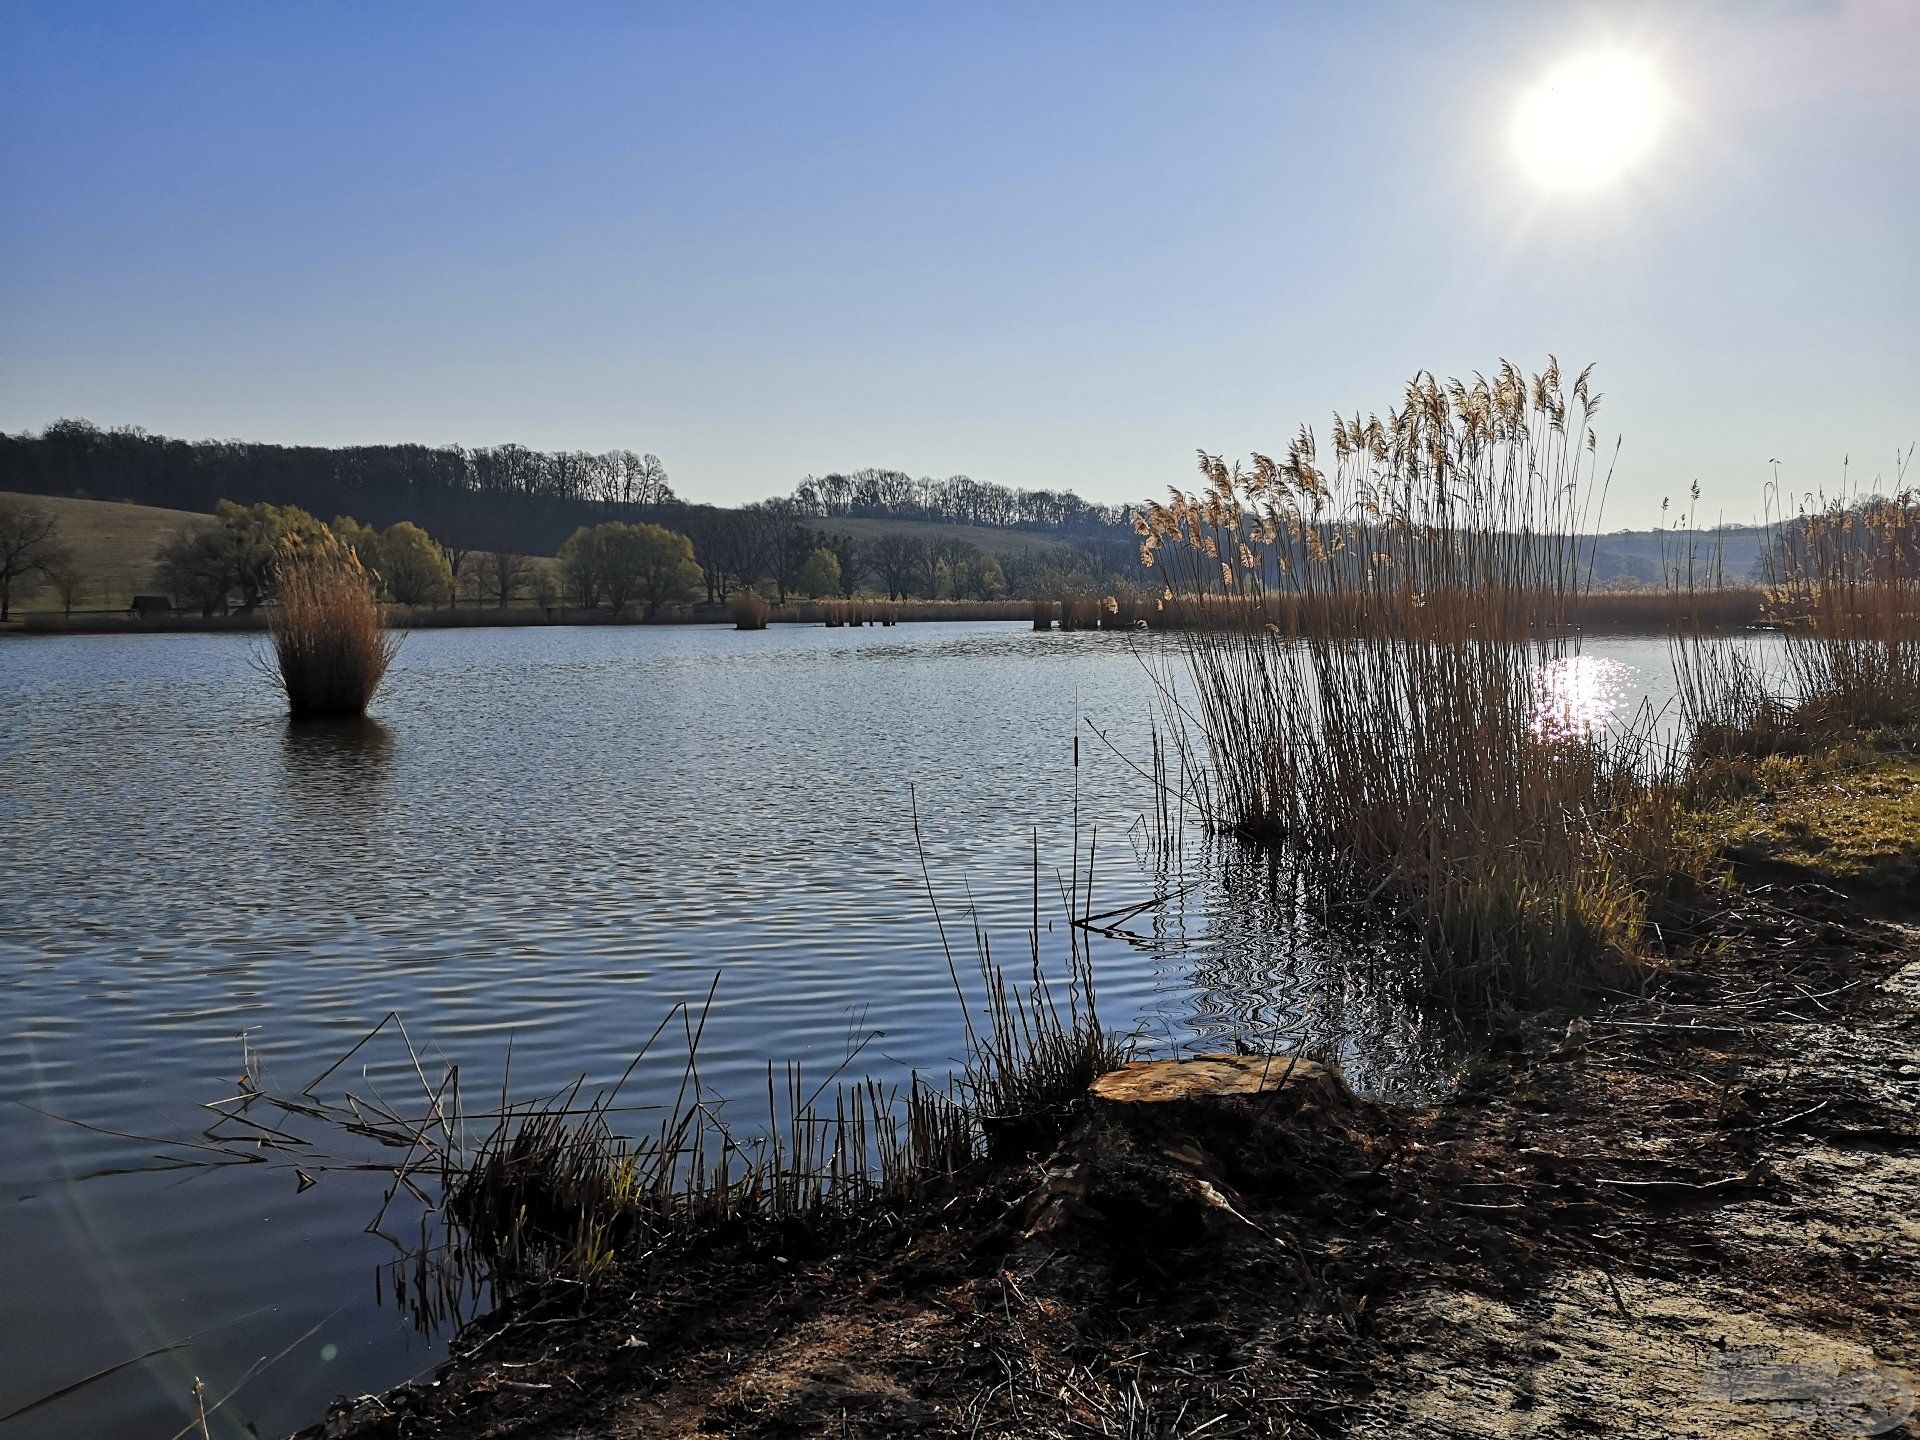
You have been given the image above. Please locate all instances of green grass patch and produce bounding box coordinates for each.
[1694,741,1920,890]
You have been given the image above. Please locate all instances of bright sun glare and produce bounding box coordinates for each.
[1512,50,1666,192]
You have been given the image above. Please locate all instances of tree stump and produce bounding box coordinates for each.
[1088,1053,1347,1109]
[1014,1054,1368,1253]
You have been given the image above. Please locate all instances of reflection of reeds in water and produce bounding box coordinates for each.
[1165,839,1458,1098]
[267,539,397,719]
[1140,360,1687,995]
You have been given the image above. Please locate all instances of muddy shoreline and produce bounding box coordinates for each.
[295,839,1920,1440]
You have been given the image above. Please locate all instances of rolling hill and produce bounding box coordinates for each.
[1,490,215,612]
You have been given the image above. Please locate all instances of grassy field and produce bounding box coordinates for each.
[1,490,215,613]
[824,513,1075,561]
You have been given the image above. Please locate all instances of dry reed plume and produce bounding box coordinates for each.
[1140,359,1686,993]
[266,537,396,719]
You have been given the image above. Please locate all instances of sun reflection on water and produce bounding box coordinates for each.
[1532,653,1633,741]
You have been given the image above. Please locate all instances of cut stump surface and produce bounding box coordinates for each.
[1088,1054,1341,1105]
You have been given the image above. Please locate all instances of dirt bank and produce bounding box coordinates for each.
[303,856,1920,1438]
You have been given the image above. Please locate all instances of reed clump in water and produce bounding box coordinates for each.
[1058,595,1103,631]
[1141,360,1687,995]
[266,537,396,719]
[731,590,772,629]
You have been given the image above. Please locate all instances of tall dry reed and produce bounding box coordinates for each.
[1669,466,1920,758]
[1767,481,1920,725]
[266,538,396,719]
[1140,360,1683,993]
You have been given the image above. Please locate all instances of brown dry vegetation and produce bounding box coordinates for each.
[1135,361,1701,997]
[1673,481,1920,760]
[730,590,772,629]
[267,539,397,719]
[1142,584,1767,635]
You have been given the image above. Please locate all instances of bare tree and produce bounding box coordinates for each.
[436,519,479,609]
[47,557,86,618]
[683,506,779,603]
[867,534,927,600]
[482,550,532,608]
[720,506,781,596]
[757,500,812,603]
[0,498,63,621]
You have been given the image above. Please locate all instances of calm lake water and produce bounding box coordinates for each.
[0,622,1718,1437]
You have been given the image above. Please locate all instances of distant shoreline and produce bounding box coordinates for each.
[1,600,1038,636]
[2,588,1778,638]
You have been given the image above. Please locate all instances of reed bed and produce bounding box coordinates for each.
[1139,360,1689,994]
[1769,486,1920,725]
[1671,471,1920,758]
[730,590,772,630]
[808,598,1011,625]
[1138,585,1766,635]
[264,537,396,719]
[1032,598,1055,630]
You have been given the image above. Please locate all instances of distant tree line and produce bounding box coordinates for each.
[0,419,675,556]
[789,468,1127,533]
[1,420,1156,607]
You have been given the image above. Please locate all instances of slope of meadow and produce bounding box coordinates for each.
[0,490,215,612]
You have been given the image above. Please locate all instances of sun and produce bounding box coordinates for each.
[1511,50,1666,193]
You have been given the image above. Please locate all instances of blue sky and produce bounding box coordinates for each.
[1,1,1913,525]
